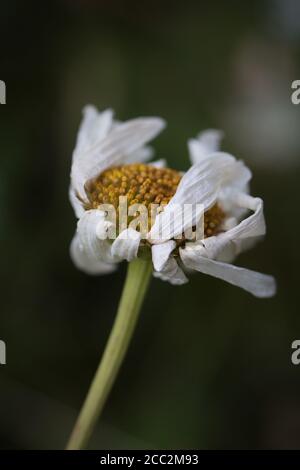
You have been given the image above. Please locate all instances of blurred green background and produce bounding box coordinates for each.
[1,0,300,450]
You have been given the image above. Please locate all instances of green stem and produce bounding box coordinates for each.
[66,258,152,450]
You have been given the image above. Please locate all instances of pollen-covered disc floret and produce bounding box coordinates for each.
[85,163,225,237]
[87,163,181,208]
[204,204,225,237]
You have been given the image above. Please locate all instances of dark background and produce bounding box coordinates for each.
[0,0,300,449]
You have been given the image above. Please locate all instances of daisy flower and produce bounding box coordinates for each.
[67,106,276,450]
[70,106,276,298]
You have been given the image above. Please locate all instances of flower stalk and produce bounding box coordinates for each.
[66,258,152,450]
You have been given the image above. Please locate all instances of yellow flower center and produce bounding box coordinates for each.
[85,163,224,237]
[86,163,180,208]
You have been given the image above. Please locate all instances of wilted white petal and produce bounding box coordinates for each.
[188,129,252,196]
[149,152,239,242]
[220,163,252,201]
[70,234,117,275]
[70,108,114,218]
[77,209,117,263]
[69,185,85,219]
[221,217,238,231]
[73,106,114,161]
[188,129,224,164]
[111,228,142,262]
[84,117,166,176]
[226,194,266,239]
[94,218,114,240]
[71,117,166,204]
[188,130,251,189]
[170,154,237,207]
[124,145,153,164]
[153,257,188,285]
[209,194,265,259]
[180,248,276,298]
[193,194,265,263]
[152,240,176,271]
[185,236,244,264]
[70,106,114,213]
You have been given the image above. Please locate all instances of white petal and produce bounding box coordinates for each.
[70,107,115,217]
[151,159,167,168]
[195,194,266,261]
[77,209,117,264]
[188,129,252,196]
[148,152,239,242]
[69,184,85,219]
[180,247,276,298]
[153,257,188,285]
[221,216,238,231]
[71,116,166,204]
[73,106,114,161]
[188,129,224,164]
[111,228,142,262]
[123,145,153,164]
[149,204,202,244]
[224,194,266,239]
[84,117,166,175]
[151,240,176,271]
[70,234,117,275]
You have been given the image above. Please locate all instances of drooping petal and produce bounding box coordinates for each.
[188,129,224,164]
[152,240,176,272]
[180,247,276,298]
[148,152,241,242]
[70,234,117,275]
[76,209,117,264]
[223,194,266,239]
[193,194,266,261]
[218,195,266,260]
[71,116,166,205]
[111,228,142,262]
[153,257,188,285]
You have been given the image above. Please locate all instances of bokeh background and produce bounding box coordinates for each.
[1,0,300,450]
